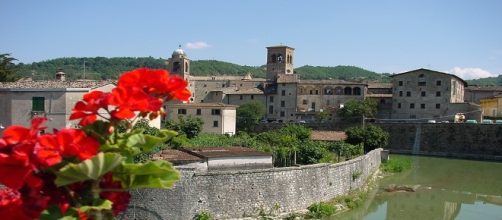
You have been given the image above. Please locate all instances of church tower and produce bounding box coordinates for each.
[167,46,190,80]
[266,45,295,81]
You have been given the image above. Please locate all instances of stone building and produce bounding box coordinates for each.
[0,75,115,133]
[169,45,372,123]
[390,68,481,121]
[164,103,237,135]
[465,86,502,104]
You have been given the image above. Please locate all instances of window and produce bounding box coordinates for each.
[269,106,274,114]
[315,90,319,95]
[421,104,425,109]
[344,87,352,95]
[196,109,201,115]
[310,90,313,95]
[251,95,254,100]
[410,103,415,109]
[398,103,402,109]
[32,97,45,112]
[280,111,285,117]
[406,91,411,97]
[303,99,307,105]
[421,91,426,97]
[269,96,274,103]
[436,80,442,86]
[353,87,361,96]
[311,102,316,111]
[436,104,440,109]
[418,81,426,86]
[211,109,221,115]
[240,95,243,100]
[398,81,403,86]
[419,74,425,78]
[399,91,403,97]
[436,91,441,97]
[281,90,286,96]
[178,109,187,115]
[281,101,285,107]
[203,84,207,87]
[213,121,219,127]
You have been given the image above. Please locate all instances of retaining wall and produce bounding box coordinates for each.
[121,148,382,220]
[376,123,502,160]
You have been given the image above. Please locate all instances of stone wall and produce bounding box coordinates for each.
[121,149,382,220]
[376,123,502,160]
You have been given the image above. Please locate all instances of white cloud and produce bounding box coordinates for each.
[447,67,498,80]
[185,41,210,49]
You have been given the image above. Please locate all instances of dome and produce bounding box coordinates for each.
[172,48,186,56]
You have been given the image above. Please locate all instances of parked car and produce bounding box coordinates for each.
[495,120,502,124]
[427,120,436,123]
[466,120,478,124]
[482,119,494,124]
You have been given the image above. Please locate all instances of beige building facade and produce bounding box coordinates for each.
[480,95,502,118]
[164,103,237,135]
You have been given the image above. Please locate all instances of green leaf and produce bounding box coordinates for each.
[80,199,113,212]
[114,160,180,189]
[40,206,79,220]
[55,152,124,187]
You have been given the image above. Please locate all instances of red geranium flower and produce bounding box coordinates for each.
[0,118,46,189]
[0,188,32,220]
[70,91,110,126]
[36,128,99,165]
[100,173,130,215]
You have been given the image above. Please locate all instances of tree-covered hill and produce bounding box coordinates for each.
[466,75,502,86]
[295,65,390,82]
[13,57,386,81]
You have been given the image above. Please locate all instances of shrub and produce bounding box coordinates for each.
[297,140,331,165]
[381,157,412,173]
[193,211,212,220]
[307,202,337,218]
[345,125,389,152]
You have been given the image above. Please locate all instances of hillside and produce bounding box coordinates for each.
[466,75,502,86]
[14,57,386,81]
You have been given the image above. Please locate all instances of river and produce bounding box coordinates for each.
[336,155,502,220]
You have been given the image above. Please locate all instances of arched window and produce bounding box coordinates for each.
[324,86,334,95]
[277,54,283,63]
[353,87,361,96]
[184,62,188,72]
[419,74,425,78]
[271,54,277,63]
[335,87,343,95]
[344,87,352,95]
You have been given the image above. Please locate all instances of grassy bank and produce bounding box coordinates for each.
[380,157,412,173]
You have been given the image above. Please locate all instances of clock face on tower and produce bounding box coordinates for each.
[287,69,291,73]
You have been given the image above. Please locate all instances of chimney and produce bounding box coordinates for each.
[55,68,66,81]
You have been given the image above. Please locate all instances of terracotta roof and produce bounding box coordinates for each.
[153,149,204,164]
[0,79,115,89]
[299,79,367,85]
[185,147,271,158]
[311,131,347,141]
[189,76,266,82]
[366,94,393,98]
[166,102,238,108]
[466,86,502,91]
[215,87,264,95]
[368,83,392,89]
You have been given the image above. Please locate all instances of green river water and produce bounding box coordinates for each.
[336,155,502,220]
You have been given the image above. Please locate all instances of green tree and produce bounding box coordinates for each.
[0,53,18,82]
[164,115,204,138]
[236,101,265,132]
[345,125,389,152]
[337,99,377,122]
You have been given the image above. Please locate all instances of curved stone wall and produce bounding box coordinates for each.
[121,148,382,220]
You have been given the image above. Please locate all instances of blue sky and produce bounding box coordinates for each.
[1,0,501,79]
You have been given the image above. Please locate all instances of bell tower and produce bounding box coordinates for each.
[167,45,190,80]
[266,45,295,81]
